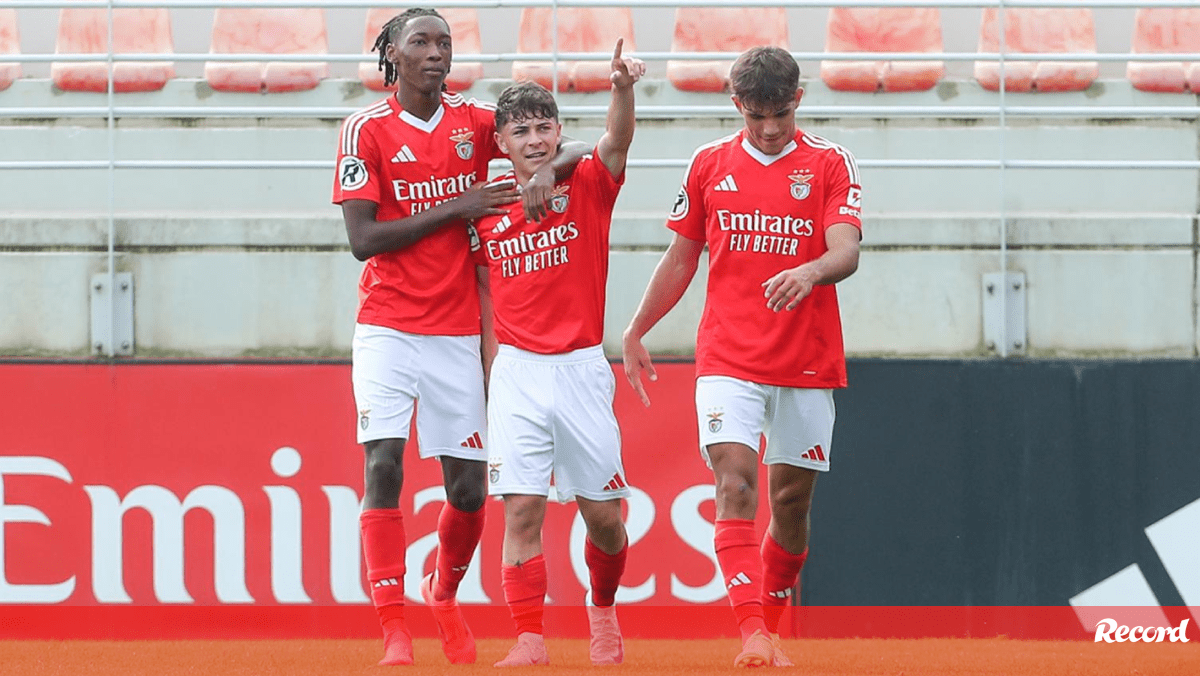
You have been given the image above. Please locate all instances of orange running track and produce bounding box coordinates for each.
[3,638,1198,675]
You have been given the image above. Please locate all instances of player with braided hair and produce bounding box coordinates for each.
[333,7,588,667]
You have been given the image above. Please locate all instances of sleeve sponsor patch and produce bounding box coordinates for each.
[339,156,369,191]
[846,186,862,209]
[668,186,689,221]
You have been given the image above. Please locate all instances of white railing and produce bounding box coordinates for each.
[2,0,1199,359]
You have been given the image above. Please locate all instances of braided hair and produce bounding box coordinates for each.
[373,8,446,88]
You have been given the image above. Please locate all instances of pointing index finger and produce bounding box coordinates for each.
[613,38,623,61]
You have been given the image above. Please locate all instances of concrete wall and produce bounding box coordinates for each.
[1,78,1198,358]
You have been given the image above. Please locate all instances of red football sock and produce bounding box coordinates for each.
[761,533,808,635]
[361,508,407,631]
[585,537,627,607]
[434,502,486,601]
[714,519,768,641]
[502,555,547,636]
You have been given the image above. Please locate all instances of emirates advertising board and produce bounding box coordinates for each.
[0,362,769,638]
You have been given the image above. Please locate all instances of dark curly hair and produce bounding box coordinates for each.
[372,8,446,88]
[494,81,559,130]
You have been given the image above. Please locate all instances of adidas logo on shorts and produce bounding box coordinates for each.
[601,473,627,491]
[801,444,827,462]
[460,432,483,449]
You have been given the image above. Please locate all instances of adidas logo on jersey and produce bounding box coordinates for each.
[801,444,827,462]
[460,432,483,449]
[390,145,417,163]
[714,175,739,192]
[494,215,513,234]
[373,577,400,588]
[727,572,752,589]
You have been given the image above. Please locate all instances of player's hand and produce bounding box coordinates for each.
[523,166,554,222]
[762,265,817,312]
[622,330,657,407]
[610,38,645,89]
[457,181,520,221]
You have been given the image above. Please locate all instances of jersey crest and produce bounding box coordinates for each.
[788,170,813,201]
[450,129,475,160]
[549,185,570,214]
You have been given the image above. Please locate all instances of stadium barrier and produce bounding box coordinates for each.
[2,359,1199,640]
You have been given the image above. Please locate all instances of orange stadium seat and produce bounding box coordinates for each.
[206,9,328,93]
[0,9,19,91]
[513,8,636,92]
[1127,9,1200,93]
[975,8,1098,92]
[667,8,788,93]
[51,9,173,93]
[359,8,482,93]
[822,8,944,92]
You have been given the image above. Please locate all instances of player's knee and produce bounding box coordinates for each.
[714,475,758,515]
[363,443,404,499]
[769,483,814,517]
[445,480,486,513]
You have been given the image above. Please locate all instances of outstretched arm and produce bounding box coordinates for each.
[597,38,645,179]
[342,181,519,260]
[622,233,706,407]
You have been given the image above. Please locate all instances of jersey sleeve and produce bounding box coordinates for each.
[575,149,623,204]
[666,147,707,242]
[820,145,863,234]
[332,117,383,205]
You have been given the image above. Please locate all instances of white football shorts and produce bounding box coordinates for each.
[350,323,487,461]
[487,344,630,502]
[695,375,835,472]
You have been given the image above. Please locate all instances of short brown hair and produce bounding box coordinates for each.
[729,47,800,108]
[495,81,559,130]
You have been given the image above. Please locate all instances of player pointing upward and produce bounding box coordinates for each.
[622,46,862,667]
[472,39,645,667]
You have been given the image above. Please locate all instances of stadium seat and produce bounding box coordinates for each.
[0,9,19,91]
[51,9,174,93]
[360,8,482,92]
[513,8,636,92]
[821,8,944,92]
[206,9,328,93]
[667,8,788,93]
[975,8,1098,92]
[1127,9,1200,93]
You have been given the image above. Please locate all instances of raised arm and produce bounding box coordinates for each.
[621,233,706,406]
[342,182,518,261]
[597,38,645,178]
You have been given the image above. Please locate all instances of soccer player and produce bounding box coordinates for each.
[469,40,645,667]
[621,46,862,668]
[332,8,587,667]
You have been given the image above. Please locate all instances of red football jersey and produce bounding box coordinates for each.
[472,152,623,354]
[332,92,504,335]
[668,129,863,388]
